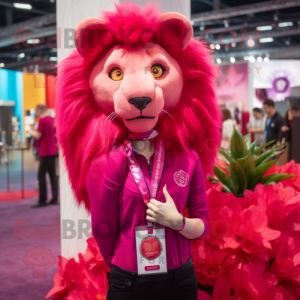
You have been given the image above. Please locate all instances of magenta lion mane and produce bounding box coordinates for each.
[56,2,222,211]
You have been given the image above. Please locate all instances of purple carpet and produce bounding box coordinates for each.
[0,169,60,300]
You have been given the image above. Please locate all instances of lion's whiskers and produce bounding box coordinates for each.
[105,112,117,122]
[110,113,118,122]
[162,109,173,120]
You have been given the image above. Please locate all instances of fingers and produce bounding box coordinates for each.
[146,215,155,223]
[146,209,155,217]
[149,198,159,206]
[147,202,157,211]
[163,184,171,202]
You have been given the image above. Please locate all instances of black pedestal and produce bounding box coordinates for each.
[291,116,300,164]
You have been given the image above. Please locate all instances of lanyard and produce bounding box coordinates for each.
[264,117,273,136]
[126,139,166,227]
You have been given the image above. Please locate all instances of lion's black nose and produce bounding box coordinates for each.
[128,97,152,111]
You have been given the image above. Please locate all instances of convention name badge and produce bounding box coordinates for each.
[126,139,167,275]
[135,224,167,275]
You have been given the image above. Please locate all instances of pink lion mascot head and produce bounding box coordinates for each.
[56,3,221,211]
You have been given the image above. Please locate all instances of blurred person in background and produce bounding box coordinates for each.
[234,107,241,131]
[279,109,293,162]
[221,108,237,151]
[247,108,266,145]
[0,130,5,164]
[28,104,58,208]
[263,99,285,147]
[31,120,40,188]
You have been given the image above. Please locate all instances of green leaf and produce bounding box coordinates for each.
[213,166,236,195]
[237,154,255,175]
[255,144,286,167]
[230,127,247,159]
[260,173,295,185]
[229,161,247,193]
[219,149,233,163]
[248,160,276,190]
[252,140,276,156]
[262,149,285,165]
[244,134,251,149]
[222,184,233,194]
[248,141,256,155]
[207,175,220,184]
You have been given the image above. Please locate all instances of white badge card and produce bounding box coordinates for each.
[135,225,167,275]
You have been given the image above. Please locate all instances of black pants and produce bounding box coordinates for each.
[38,155,58,203]
[107,257,198,300]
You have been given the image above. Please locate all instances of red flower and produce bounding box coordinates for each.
[207,185,242,215]
[46,236,109,300]
[84,236,110,273]
[46,254,88,299]
[230,261,278,300]
[245,183,300,237]
[269,235,300,300]
[66,268,107,300]
[207,205,240,250]
[230,205,281,254]
[198,277,241,300]
[265,160,300,192]
[275,286,296,300]
[192,240,241,286]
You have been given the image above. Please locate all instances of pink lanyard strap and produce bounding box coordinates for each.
[126,139,166,227]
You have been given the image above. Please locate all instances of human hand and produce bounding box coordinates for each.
[146,185,182,230]
[281,126,289,132]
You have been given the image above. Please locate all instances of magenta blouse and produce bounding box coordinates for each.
[87,146,209,272]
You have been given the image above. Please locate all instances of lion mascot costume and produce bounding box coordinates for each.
[56,3,221,299]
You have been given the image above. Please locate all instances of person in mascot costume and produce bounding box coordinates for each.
[56,3,221,300]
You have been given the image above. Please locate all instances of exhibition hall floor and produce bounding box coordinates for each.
[0,150,60,300]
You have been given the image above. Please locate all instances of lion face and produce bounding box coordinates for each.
[90,44,183,132]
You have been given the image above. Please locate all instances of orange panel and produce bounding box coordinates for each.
[46,74,56,109]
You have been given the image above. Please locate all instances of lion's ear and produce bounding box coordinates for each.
[157,12,193,51]
[75,18,117,61]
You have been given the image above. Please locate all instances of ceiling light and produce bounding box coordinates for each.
[13,3,32,10]
[230,57,235,63]
[249,56,255,63]
[231,43,236,47]
[257,57,262,62]
[49,57,57,61]
[18,53,25,58]
[0,63,4,68]
[210,44,215,49]
[190,20,195,26]
[216,58,221,64]
[223,20,229,28]
[278,22,293,27]
[215,44,221,50]
[27,39,40,44]
[260,37,274,43]
[244,56,249,60]
[256,25,273,31]
[264,57,269,62]
[247,39,255,47]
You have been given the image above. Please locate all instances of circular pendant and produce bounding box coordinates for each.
[140,236,162,260]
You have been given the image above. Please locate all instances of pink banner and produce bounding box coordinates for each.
[215,63,249,111]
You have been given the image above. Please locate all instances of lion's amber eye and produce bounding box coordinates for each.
[151,64,164,78]
[109,68,123,81]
